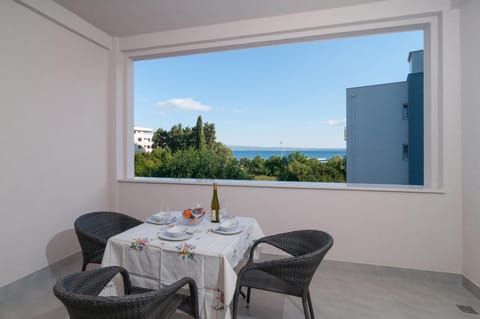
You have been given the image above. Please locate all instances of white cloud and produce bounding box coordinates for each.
[327,119,346,126]
[233,108,242,113]
[156,98,213,111]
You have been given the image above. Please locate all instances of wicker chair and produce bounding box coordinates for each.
[54,266,199,319]
[75,211,143,271]
[232,230,333,319]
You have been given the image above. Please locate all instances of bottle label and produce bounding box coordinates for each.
[211,210,217,221]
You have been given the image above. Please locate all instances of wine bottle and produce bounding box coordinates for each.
[211,182,220,223]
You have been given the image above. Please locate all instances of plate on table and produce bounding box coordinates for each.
[211,224,245,235]
[158,231,193,241]
[146,216,177,225]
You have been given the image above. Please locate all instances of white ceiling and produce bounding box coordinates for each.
[53,0,385,37]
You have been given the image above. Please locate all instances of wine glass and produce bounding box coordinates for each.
[219,199,230,224]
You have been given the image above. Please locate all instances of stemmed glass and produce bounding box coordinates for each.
[219,199,229,223]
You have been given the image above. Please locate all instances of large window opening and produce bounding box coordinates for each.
[133,30,424,185]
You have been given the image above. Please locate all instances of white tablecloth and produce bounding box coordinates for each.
[102,214,264,319]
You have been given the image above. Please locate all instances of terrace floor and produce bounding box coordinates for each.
[2,253,480,319]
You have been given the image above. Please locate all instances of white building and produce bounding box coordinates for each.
[134,126,154,152]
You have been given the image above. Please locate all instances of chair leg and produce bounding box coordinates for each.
[232,285,241,319]
[307,290,315,319]
[246,287,251,308]
[240,288,246,299]
[302,294,311,319]
[81,261,87,271]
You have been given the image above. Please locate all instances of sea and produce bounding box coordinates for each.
[231,149,346,161]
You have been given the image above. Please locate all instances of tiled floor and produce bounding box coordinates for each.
[2,253,480,319]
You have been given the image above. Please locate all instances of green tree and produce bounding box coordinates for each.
[288,152,308,163]
[327,156,346,180]
[213,142,234,158]
[168,124,186,153]
[264,155,285,177]
[168,148,251,180]
[136,118,348,183]
[249,156,266,176]
[204,122,216,149]
[195,115,206,151]
[286,160,311,181]
[152,128,168,149]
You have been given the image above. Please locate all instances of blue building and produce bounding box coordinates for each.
[346,50,424,185]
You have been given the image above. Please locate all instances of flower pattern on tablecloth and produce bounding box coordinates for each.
[177,242,195,260]
[130,238,149,252]
[213,288,225,311]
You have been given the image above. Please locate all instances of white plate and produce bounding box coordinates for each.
[219,222,239,232]
[146,216,176,225]
[211,224,245,235]
[158,231,193,241]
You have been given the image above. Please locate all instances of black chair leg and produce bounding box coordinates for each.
[302,294,311,319]
[307,290,315,319]
[232,285,241,319]
[81,261,87,271]
[246,287,251,308]
[240,288,246,299]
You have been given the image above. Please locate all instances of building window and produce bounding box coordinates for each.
[402,144,409,160]
[402,104,409,120]
[131,28,426,186]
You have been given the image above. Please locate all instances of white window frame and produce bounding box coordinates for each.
[115,13,442,192]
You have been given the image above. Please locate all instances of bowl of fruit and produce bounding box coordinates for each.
[181,207,206,226]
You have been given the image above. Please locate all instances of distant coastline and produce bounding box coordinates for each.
[229,146,346,160]
[228,145,345,151]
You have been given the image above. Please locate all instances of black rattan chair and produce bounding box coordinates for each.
[232,230,333,319]
[54,266,199,319]
[75,211,143,271]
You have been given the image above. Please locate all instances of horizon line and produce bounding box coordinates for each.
[228,145,346,151]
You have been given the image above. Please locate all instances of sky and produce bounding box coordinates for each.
[134,30,423,149]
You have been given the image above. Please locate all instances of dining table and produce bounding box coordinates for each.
[101,211,264,319]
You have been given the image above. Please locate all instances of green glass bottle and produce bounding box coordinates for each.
[211,182,220,223]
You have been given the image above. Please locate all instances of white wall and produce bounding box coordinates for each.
[118,182,461,272]
[0,1,112,286]
[115,0,464,274]
[461,0,480,287]
[0,0,467,287]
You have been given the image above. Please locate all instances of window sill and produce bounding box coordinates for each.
[118,177,445,194]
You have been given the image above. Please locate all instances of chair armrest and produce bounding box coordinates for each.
[54,266,131,297]
[148,277,199,318]
[246,234,294,264]
[178,277,199,318]
[160,277,197,296]
[93,266,133,296]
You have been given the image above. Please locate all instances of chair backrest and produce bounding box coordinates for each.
[54,267,170,319]
[75,211,142,240]
[257,230,333,289]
